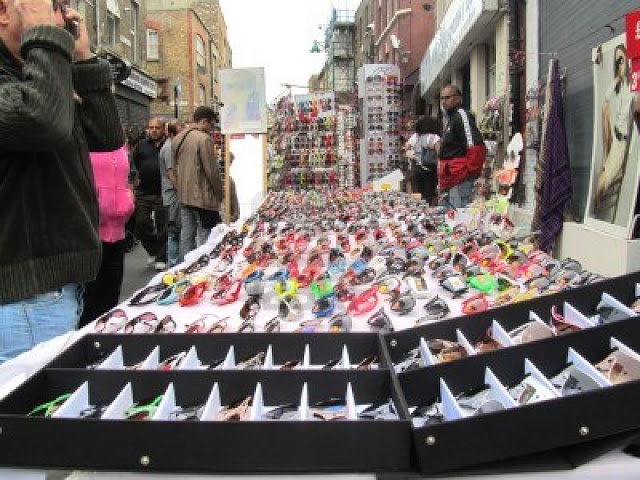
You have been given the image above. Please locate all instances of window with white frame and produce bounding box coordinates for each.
[196,35,206,71]
[130,1,139,62]
[199,84,206,105]
[146,29,159,60]
[106,11,119,47]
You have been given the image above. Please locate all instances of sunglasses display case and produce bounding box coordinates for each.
[0,332,413,473]
[268,92,342,192]
[357,63,403,185]
[382,270,640,474]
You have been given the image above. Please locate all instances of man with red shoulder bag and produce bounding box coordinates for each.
[438,84,487,208]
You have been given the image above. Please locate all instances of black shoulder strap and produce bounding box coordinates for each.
[174,128,197,158]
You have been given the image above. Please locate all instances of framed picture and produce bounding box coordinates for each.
[584,33,640,238]
[219,68,267,134]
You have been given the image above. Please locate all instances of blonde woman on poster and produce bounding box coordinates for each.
[593,44,632,222]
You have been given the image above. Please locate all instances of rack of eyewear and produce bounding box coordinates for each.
[274,92,338,191]
[335,105,360,189]
[358,64,402,185]
[0,270,639,473]
[267,95,295,191]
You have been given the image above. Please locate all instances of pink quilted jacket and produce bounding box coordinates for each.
[89,146,135,243]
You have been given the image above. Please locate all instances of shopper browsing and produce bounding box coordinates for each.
[173,106,224,258]
[438,85,487,208]
[159,119,185,267]
[132,118,169,271]
[79,146,135,327]
[0,0,123,361]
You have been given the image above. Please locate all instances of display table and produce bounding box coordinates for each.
[0,194,639,477]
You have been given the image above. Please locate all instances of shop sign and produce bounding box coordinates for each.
[631,57,640,93]
[625,9,640,59]
[121,68,157,98]
[420,0,497,94]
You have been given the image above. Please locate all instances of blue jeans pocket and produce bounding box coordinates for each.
[0,284,80,363]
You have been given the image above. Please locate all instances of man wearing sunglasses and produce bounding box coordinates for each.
[0,0,123,362]
[438,85,487,208]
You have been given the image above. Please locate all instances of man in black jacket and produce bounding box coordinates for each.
[0,0,123,362]
[438,84,487,207]
[132,117,168,271]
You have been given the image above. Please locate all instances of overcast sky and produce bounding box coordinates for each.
[219,0,360,104]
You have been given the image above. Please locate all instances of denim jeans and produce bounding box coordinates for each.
[179,205,211,260]
[0,283,82,363]
[445,177,475,208]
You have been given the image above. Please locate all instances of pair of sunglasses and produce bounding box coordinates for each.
[217,396,252,421]
[124,395,164,421]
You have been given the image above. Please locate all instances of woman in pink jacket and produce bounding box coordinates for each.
[79,145,135,327]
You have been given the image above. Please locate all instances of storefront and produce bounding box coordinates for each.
[114,64,157,131]
[419,0,504,115]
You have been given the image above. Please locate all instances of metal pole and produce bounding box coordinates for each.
[174,85,179,119]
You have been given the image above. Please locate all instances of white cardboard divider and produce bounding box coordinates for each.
[249,383,264,421]
[567,348,612,387]
[137,346,160,370]
[302,344,310,368]
[199,383,221,421]
[600,293,637,318]
[490,320,513,347]
[341,345,351,369]
[96,345,124,370]
[484,368,518,408]
[455,329,476,356]
[152,383,176,420]
[419,337,436,367]
[101,383,133,420]
[529,311,545,324]
[439,379,464,421]
[523,359,561,398]
[562,302,595,329]
[299,383,310,421]
[264,345,274,369]
[345,382,357,420]
[222,346,236,369]
[52,381,90,418]
[610,337,640,363]
[178,346,201,370]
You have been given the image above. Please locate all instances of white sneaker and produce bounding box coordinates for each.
[147,256,156,266]
[155,261,167,271]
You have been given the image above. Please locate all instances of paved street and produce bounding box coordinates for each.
[119,241,159,303]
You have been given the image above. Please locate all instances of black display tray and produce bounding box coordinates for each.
[0,273,639,474]
[0,333,412,473]
[382,276,640,474]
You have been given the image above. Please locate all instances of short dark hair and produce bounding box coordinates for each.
[193,106,217,123]
[167,120,183,136]
[442,84,462,96]
[415,115,441,135]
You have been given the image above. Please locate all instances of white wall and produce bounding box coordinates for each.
[228,135,265,219]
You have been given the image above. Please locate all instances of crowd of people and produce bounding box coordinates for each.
[404,84,487,209]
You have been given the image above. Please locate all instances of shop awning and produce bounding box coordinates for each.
[419,0,499,98]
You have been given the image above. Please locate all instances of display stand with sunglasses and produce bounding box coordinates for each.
[357,64,403,186]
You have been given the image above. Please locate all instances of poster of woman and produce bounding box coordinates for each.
[586,33,640,237]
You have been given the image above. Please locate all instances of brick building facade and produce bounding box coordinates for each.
[146,0,230,122]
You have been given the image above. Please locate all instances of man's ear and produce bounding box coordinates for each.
[0,0,10,25]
